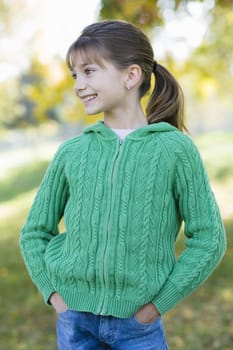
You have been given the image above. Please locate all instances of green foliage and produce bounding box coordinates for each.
[0,57,101,128]
[100,0,233,102]
[99,0,207,29]
[0,81,21,127]
[0,0,233,128]
[99,0,163,30]
[182,5,233,99]
[0,161,48,203]
[195,132,233,182]
[16,58,82,126]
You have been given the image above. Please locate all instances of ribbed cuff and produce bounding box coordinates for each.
[34,272,55,305]
[152,280,184,315]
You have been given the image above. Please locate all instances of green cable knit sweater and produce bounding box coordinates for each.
[20,121,226,317]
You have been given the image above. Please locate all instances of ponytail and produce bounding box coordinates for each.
[66,20,187,132]
[146,63,187,132]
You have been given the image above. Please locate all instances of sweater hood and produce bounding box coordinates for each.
[84,120,179,140]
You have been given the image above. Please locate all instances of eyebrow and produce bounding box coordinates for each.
[74,62,97,70]
[81,62,93,67]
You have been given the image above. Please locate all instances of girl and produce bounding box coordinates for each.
[20,20,226,350]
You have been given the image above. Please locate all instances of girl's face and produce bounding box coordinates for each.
[71,50,130,117]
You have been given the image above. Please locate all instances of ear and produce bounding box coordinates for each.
[125,64,142,90]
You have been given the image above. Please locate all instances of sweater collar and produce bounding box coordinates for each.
[84,120,179,140]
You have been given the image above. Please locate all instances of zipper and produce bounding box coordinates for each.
[99,138,122,314]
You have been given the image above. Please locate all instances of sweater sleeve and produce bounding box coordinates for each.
[19,144,69,304]
[152,136,227,315]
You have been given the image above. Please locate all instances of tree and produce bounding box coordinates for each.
[1,0,232,129]
[182,4,233,98]
[99,0,163,31]
[3,56,100,128]
[99,0,233,88]
[99,0,233,132]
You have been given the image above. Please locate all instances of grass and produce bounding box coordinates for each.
[0,132,233,350]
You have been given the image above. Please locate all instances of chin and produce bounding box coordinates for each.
[85,109,102,115]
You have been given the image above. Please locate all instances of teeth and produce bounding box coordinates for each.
[84,95,97,102]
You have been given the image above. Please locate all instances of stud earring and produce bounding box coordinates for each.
[125,84,130,91]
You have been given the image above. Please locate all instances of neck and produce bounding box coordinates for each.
[103,104,148,129]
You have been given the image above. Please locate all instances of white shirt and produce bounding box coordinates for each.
[112,128,135,141]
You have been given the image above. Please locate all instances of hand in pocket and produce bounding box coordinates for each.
[135,303,160,324]
[50,292,68,313]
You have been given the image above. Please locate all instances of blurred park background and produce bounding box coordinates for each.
[0,0,232,349]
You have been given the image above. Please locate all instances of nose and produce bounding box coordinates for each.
[74,75,86,94]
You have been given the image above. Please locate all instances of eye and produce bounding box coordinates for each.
[85,67,95,75]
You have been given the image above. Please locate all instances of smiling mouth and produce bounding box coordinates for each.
[80,94,97,102]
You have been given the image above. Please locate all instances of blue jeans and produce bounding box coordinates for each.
[56,310,169,349]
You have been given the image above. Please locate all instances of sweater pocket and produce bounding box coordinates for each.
[44,234,67,282]
[45,233,84,288]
